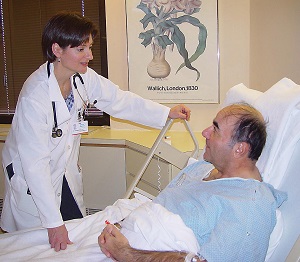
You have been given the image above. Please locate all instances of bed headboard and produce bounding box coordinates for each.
[268,139,300,261]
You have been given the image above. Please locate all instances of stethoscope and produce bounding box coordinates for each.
[47,61,91,138]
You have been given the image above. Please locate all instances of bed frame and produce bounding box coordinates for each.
[270,138,300,261]
[124,118,199,199]
[124,86,300,261]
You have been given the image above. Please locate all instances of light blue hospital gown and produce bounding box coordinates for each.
[153,160,287,262]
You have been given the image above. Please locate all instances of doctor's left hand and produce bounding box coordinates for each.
[168,104,191,121]
[47,224,73,252]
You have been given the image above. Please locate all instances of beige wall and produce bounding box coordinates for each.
[105,0,298,132]
[250,0,300,91]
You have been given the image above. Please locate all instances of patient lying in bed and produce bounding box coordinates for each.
[99,105,286,261]
[0,104,287,262]
[99,103,287,262]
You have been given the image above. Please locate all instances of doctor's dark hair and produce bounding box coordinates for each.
[42,11,98,62]
[226,103,267,161]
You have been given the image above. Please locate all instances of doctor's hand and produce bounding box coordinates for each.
[99,224,131,261]
[168,104,191,121]
[47,224,73,252]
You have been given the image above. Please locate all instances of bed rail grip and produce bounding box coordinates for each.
[124,118,199,199]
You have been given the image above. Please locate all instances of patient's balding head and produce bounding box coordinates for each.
[223,103,267,161]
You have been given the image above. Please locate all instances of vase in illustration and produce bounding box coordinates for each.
[137,1,207,81]
[147,43,171,79]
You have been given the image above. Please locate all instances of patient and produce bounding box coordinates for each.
[99,103,287,262]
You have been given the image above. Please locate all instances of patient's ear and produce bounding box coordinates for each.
[233,142,249,158]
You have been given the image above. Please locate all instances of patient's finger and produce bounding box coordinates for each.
[101,247,112,258]
[105,224,115,234]
[99,235,112,258]
[105,224,121,238]
[98,232,105,244]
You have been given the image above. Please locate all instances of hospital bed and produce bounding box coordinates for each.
[0,77,299,261]
[221,78,300,262]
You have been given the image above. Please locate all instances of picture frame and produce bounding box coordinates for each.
[125,0,219,103]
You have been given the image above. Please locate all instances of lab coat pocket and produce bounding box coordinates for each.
[10,175,39,216]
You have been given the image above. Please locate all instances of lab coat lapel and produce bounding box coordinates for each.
[48,71,71,126]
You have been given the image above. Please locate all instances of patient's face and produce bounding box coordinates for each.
[202,108,237,167]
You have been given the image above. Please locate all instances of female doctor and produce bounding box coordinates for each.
[0,12,190,251]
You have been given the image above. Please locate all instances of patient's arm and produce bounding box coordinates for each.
[99,224,204,262]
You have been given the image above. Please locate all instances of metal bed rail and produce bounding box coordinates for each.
[124,119,199,199]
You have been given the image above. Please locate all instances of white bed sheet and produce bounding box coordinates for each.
[0,194,199,261]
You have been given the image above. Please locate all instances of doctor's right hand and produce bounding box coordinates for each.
[47,224,73,252]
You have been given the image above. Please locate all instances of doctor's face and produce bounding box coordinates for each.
[59,34,94,74]
[202,108,237,168]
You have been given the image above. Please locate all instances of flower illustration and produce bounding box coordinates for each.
[137,0,207,80]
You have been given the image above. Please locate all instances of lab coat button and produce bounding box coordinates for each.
[68,145,71,150]
[57,193,61,197]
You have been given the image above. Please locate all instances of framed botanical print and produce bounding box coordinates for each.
[126,0,219,103]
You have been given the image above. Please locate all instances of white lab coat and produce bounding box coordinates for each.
[1,62,170,232]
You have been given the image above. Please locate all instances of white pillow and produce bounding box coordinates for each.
[222,83,262,108]
[266,210,283,260]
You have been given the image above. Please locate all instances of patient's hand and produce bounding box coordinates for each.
[47,224,73,252]
[99,224,204,261]
[99,224,131,261]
